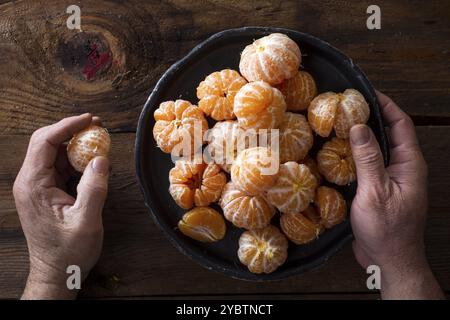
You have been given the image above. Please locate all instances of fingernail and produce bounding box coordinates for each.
[92,156,109,175]
[350,125,370,146]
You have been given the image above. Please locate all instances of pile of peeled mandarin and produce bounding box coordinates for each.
[152,33,370,274]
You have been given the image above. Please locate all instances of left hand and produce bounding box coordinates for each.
[13,114,109,299]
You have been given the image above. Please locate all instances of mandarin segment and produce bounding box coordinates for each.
[178,207,226,242]
[278,112,313,163]
[239,33,301,85]
[315,186,347,228]
[334,89,370,138]
[266,162,318,214]
[197,69,247,120]
[308,89,370,138]
[280,206,324,245]
[277,70,318,111]
[317,138,356,185]
[220,182,275,230]
[308,92,339,137]
[234,81,287,130]
[153,100,208,155]
[169,160,227,209]
[238,225,288,274]
[231,147,279,196]
[67,125,111,172]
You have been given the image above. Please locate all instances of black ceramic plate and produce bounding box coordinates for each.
[135,27,389,281]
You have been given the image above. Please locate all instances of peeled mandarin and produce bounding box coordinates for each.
[205,120,255,173]
[67,125,111,172]
[169,160,227,209]
[315,186,347,228]
[266,162,318,214]
[280,206,324,245]
[278,112,313,163]
[300,155,322,185]
[277,70,317,111]
[178,207,226,242]
[239,33,301,85]
[308,89,370,138]
[197,69,247,120]
[220,182,275,230]
[317,138,356,185]
[231,146,279,196]
[234,81,287,130]
[153,100,208,155]
[238,225,288,274]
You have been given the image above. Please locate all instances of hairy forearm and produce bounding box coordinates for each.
[380,251,444,300]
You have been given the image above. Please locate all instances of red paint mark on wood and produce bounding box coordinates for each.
[82,43,111,80]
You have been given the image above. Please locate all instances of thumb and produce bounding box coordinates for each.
[350,124,388,188]
[74,156,109,224]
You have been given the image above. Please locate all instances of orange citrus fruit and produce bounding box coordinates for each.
[315,186,347,228]
[67,125,110,172]
[169,160,227,209]
[205,120,255,173]
[277,70,317,111]
[220,182,275,230]
[234,81,287,130]
[153,100,208,155]
[238,225,288,274]
[178,207,226,242]
[266,162,318,214]
[278,112,313,163]
[317,138,356,185]
[231,146,279,196]
[239,33,301,85]
[308,89,370,138]
[196,69,247,120]
[280,206,324,245]
[300,155,322,185]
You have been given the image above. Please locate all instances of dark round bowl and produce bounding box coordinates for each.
[135,27,389,281]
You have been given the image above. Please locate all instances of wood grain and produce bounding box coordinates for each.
[0,0,449,135]
[0,127,449,299]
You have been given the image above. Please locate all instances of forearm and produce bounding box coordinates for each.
[380,252,444,300]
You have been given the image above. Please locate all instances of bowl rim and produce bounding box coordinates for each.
[135,26,389,281]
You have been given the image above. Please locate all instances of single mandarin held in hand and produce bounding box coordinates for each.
[266,162,318,214]
[220,182,275,230]
[169,160,227,210]
[238,225,288,274]
[308,89,370,138]
[317,137,356,185]
[234,81,287,130]
[280,206,324,245]
[67,125,111,172]
[231,146,279,196]
[197,69,247,120]
[277,70,318,111]
[315,186,347,228]
[153,100,208,155]
[239,33,301,85]
[178,207,226,242]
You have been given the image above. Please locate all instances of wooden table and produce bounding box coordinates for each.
[0,0,449,299]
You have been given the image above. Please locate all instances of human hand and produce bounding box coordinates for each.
[349,91,443,299]
[13,114,109,300]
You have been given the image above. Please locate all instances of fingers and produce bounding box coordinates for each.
[74,156,109,225]
[25,114,93,170]
[376,91,419,150]
[91,116,102,126]
[350,124,389,189]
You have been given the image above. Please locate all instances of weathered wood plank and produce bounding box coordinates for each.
[0,0,449,134]
[0,126,449,299]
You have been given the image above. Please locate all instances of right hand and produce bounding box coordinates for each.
[349,91,443,299]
